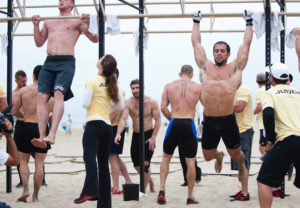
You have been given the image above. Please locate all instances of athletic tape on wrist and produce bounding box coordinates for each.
[246,19,253,26]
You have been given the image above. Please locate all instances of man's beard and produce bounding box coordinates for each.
[215,59,226,66]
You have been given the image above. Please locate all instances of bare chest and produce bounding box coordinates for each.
[47,20,80,35]
[129,102,152,118]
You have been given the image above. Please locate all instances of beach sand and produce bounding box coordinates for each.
[0,125,299,208]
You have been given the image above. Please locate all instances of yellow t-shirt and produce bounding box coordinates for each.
[112,89,125,126]
[262,84,300,142]
[0,84,5,98]
[234,84,254,133]
[255,87,265,130]
[85,75,112,124]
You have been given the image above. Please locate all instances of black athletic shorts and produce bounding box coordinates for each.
[38,55,75,101]
[163,118,198,158]
[131,129,154,167]
[259,129,267,146]
[18,122,50,154]
[110,126,125,154]
[257,135,300,188]
[201,113,241,150]
[14,120,24,151]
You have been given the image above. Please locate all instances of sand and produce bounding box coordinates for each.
[0,125,299,208]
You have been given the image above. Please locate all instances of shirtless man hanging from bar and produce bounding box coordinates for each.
[31,0,99,148]
[191,10,253,183]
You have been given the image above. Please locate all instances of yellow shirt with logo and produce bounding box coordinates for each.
[255,87,265,130]
[85,75,112,124]
[112,88,125,126]
[262,84,300,142]
[234,84,254,133]
[0,84,5,98]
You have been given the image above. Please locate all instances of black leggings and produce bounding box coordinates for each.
[81,120,112,208]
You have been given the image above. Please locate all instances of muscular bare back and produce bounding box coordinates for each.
[127,96,157,132]
[164,79,201,119]
[18,84,39,123]
[12,88,24,121]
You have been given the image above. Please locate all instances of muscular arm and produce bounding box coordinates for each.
[12,90,23,118]
[115,101,130,136]
[191,22,208,78]
[33,18,48,47]
[160,86,171,120]
[294,27,300,72]
[233,100,247,113]
[79,15,99,43]
[235,25,253,71]
[253,103,262,114]
[150,100,161,139]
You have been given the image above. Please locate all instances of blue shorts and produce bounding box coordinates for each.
[38,55,75,101]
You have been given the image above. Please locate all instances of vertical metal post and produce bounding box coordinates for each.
[98,0,105,58]
[139,0,145,193]
[280,0,286,199]
[6,0,13,193]
[265,0,271,91]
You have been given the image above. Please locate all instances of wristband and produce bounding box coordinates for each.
[246,19,253,26]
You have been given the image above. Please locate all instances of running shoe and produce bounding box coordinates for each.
[231,193,250,201]
[111,187,123,194]
[157,191,166,205]
[180,182,188,187]
[74,195,98,204]
[229,190,242,198]
[272,189,281,197]
[187,198,199,205]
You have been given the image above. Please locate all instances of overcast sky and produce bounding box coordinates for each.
[0,0,300,127]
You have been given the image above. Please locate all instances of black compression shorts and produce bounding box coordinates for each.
[130,129,154,168]
[163,118,198,158]
[201,113,241,150]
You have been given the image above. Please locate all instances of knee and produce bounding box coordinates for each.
[54,90,64,100]
[37,93,50,103]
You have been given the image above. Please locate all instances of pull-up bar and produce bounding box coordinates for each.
[0,12,299,22]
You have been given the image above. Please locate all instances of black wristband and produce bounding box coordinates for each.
[193,19,200,24]
[246,18,253,26]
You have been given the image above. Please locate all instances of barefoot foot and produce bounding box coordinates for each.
[18,191,30,202]
[215,151,224,173]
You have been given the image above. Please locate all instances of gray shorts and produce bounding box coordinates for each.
[240,128,254,170]
[38,55,75,101]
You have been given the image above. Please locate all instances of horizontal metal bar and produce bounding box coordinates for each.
[1,12,300,22]
[12,30,246,36]
[118,0,141,11]
[0,0,299,10]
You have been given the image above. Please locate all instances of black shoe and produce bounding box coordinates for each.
[229,190,241,198]
[181,182,188,187]
[15,182,23,188]
[187,198,199,205]
[42,182,48,186]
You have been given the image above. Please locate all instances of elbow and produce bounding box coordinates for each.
[12,159,19,166]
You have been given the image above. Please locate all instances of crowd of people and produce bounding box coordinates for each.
[1,1,300,208]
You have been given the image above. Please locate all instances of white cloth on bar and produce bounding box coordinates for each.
[106,14,120,35]
[88,14,98,36]
[252,12,265,39]
[251,11,284,51]
[271,11,284,51]
[133,24,149,56]
[285,28,296,49]
[1,33,8,55]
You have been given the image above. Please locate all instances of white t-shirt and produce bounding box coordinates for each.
[0,149,9,166]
